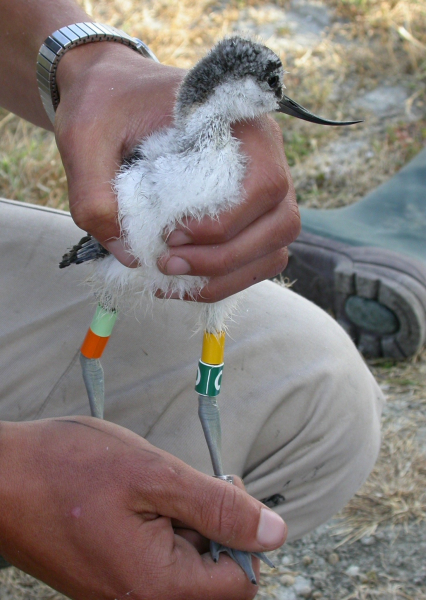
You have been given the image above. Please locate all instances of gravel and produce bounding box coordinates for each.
[257,519,426,599]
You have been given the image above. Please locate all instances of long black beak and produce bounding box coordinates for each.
[277,94,363,126]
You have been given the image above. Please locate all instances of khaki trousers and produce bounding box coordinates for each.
[0,198,383,541]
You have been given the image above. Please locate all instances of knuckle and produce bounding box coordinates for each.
[273,201,301,249]
[123,450,184,507]
[209,216,234,243]
[285,200,301,243]
[263,162,289,208]
[270,248,289,277]
[207,484,247,545]
[215,247,237,276]
[266,203,300,253]
[70,198,113,236]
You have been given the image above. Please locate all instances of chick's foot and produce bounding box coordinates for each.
[210,540,275,584]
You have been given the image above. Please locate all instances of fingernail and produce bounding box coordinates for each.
[104,239,138,268]
[167,230,193,246]
[257,508,286,548]
[163,256,191,275]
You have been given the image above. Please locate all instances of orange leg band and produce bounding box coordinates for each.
[80,328,110,359]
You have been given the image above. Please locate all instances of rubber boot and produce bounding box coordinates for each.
[285,147,426,359]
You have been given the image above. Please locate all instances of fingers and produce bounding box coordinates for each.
[195,248,289,302]
[158,200,297,277]
[57,418,287,555]
[173,527,210,553]
[58,122,122,242]
[171,475,246,554]
[128,450,287,555]
[156,248,288,302]
[144,523,260,600]
[171,536,261,600]
[157,116,300,298]
[0,417,273,599]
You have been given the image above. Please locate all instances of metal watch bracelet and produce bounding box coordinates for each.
[36,22,159,124]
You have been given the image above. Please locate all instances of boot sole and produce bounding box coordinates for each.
[285,231,426,359]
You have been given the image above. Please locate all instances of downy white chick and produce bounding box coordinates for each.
[60,35,359,333]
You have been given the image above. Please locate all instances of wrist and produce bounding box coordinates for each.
[56,41,150,97]
[38,23,158,124]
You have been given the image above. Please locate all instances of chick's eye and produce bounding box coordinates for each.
[267,75,279,88]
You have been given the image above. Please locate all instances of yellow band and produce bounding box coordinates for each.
[201,331,226,365]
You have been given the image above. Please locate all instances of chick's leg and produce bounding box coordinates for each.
[196,333,274,584]
[80,355,105,419]
[80,304,117,419]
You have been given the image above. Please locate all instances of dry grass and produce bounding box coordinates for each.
[336,421,426,543]
[335,349,426,544]
[80,0,246,67]
[0,110,67,209]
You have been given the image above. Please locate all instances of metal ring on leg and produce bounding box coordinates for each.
[214,474,234,484]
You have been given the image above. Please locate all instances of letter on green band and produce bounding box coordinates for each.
[195,360,224,397]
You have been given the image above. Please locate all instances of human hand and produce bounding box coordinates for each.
[55,42,184,266]
[55,42,300,300]
[158,116,300,302]
[0,417,286,600]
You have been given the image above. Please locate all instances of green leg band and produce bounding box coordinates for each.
[195,360,224,396]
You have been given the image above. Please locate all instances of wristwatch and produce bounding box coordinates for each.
[36,22,159,124]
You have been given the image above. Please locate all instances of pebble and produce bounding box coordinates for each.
[282,555,294,566]
[302,555,313,566]
[345,565,360,577]
[275,588,297,600]
[294,576,313,598]
[327,552,340,565]
[312,572,326,589]
[312,593,323,600]
[280,574,295,586]
[360,536,376,546]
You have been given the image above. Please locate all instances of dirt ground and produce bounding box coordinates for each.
[0,0,425,598]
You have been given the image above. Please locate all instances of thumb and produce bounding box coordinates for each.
[149,463,287,553]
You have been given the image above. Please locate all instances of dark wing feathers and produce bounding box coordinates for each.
[59,235,110,269]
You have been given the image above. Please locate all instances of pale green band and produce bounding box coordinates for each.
[90,304,117,337]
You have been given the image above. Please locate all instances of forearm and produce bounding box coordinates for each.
[0,0,88,129]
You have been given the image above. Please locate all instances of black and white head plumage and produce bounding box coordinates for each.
[175,36,284,121]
